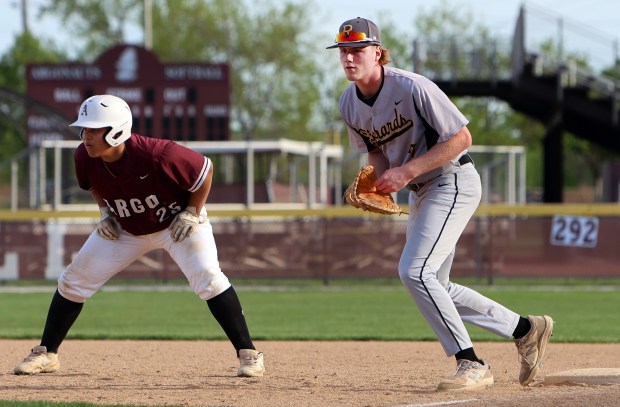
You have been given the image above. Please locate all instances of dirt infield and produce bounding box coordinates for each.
[1,340,619,407]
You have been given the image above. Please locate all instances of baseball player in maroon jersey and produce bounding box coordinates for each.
[328,17,553,390]
[14,94,264,377]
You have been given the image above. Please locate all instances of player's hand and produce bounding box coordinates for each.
[96,207,121,240]
[169,206,200,243]
[375,167,411,193]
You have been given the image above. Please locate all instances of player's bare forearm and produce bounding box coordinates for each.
[368,150,390,176]
[375,126,472,193]
[90,190,107,208]
[399,127,471,180]
[404,127,472,179]
[186,164,213,213]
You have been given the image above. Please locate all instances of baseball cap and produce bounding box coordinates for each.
[326,17,381,49]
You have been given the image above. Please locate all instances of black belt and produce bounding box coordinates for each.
[406,154,473,192]
[458,154,473,166]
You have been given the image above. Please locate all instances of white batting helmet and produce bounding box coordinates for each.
[70,94,133,147]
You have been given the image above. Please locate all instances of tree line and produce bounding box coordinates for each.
[1,0,618,198]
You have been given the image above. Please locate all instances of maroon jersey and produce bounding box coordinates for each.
[75,133,210,235]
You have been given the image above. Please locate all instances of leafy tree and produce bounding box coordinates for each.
[4,0,616,202]
[412,0,526,142]
[0,32,65,92]
[408,0,620,200]
[534,39,619,191]
[151,0,322,142]
[40,0,143,60]
[38,0,323,144]
[0,33,66,159]
[602,62,620,80]
[374,12,411,70]
[404,1,547,196]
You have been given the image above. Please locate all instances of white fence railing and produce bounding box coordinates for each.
[2,141,525,211]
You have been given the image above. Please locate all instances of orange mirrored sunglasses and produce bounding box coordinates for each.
[335,31,369,43]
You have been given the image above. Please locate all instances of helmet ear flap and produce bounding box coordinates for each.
[106,130,124,146]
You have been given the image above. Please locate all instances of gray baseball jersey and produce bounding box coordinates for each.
[340,66,469,184]
[340,66,520,357]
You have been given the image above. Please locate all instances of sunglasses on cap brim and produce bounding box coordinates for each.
[334,31,376,43]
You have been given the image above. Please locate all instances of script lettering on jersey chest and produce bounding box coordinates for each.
[103,196,182,223]
[356,109,413,146]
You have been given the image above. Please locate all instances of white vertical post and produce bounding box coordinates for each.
[519,149,527,204]
[245,145,254,207]
[267,154,277,203]
[334,160,342,206]
[481,168,489,204]
[29,150,37,208]
[11,160,18,212]
[0,252,18,280]
[507,151,516,204]
[289,158,297,203]
[39,147,46,207]
[308,145,316,208]
[319,147,328,204]
[45,220,67,279]
[224,155,234,184]
[54,146,61,210]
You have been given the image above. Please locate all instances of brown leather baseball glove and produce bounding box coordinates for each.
[344,165,405,215]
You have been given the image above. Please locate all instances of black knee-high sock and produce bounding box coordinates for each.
[40,289,84,353]
[207,286,254,355]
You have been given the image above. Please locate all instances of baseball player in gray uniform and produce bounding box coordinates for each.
[328,17,553,390]
[14,94,264,378]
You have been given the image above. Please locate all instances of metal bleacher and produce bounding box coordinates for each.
[413,3,620,202]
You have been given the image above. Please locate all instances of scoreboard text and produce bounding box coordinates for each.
[27,44,230,146]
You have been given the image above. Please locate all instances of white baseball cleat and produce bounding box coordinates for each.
[14,345,60,375]
[237,349,265,377]
[436,359,494,391]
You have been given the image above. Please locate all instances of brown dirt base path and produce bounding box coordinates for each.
[1,340,619,407]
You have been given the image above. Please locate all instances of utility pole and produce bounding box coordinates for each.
[21,0,29,34]
[144,0,152,49]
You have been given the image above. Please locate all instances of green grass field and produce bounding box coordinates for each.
[1,279,619,407]
[1,279,619,343]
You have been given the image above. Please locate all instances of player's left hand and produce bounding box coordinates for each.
[169,206,200,243]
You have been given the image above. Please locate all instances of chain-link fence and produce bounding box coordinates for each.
[1,210,617,283]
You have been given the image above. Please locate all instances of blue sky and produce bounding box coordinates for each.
[2,0,619,69]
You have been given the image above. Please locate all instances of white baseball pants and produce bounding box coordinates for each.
[58,217,231,303]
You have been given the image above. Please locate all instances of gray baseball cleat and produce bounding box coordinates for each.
[515,315,554,386]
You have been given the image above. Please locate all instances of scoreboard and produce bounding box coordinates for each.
[26,44,230,146]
